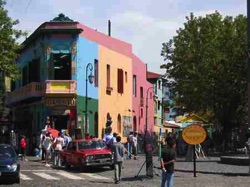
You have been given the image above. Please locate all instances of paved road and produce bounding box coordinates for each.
[2,155,250,186]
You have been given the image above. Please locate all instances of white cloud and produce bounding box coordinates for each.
[111,11,182,73]
[5,0,248,73]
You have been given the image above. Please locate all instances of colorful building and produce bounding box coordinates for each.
[147,71,164,134]
[5,14,154,146]
[132,55,154,135]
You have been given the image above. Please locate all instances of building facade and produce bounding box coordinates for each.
[146,71,164,134]
[5,14,154,145]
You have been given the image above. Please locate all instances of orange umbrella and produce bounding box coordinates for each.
[47,128,59,138]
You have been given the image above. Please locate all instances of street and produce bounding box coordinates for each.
[2,156,250,186]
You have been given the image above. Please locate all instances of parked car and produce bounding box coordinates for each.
[0,144,20,184]
[60,139,114,171]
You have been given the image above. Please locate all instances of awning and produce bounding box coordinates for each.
[164,121,181,129]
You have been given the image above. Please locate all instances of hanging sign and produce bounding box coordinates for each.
[182,124,207,145]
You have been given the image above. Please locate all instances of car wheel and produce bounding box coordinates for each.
[16,176,20,184]
[63,158,71,169]
[65,162,71,170]
[78,159,86,172]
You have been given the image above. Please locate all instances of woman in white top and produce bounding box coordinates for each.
[43,133,53,167]
[53,132,64,167]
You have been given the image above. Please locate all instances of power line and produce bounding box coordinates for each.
[24,0,32,15]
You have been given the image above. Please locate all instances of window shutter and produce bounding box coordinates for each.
[117,69,124,93]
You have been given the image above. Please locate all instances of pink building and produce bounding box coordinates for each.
[132,54,154,134]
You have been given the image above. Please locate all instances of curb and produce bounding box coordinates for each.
[174,169,250,176]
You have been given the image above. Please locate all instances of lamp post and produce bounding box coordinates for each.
[85,63,95,137]
[145,86,154,177]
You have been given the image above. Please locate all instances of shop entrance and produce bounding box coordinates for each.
[52,115,68,132]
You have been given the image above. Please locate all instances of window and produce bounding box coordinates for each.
[94,59,98,87]
[158,80,161,89]
[117,68,124,94]
[125,71,127,83]
[107,64,110,87]
[133,75,137,97]
[140,108,143,118]
[140,87,143,98]
[28,59,40,83]
[158,101,161,110]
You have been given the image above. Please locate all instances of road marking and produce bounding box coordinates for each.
[80,173,110,180]
[21,169,54,172]
[57,172,84,180]
[20,173,32,180]
[33,172,59,180]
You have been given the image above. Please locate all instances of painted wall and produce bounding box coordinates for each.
[76,36,99,136]
[132,54,154,134]
[98,45,132,139]
[153,79,163,133]
[78,23,133,139]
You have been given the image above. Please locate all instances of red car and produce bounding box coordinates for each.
[60,139,114,171]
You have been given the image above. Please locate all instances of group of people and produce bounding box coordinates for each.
[39,127,72,167]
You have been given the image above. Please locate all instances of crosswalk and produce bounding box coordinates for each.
[20,170,111,181]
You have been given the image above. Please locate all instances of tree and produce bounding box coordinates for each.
[161,11,247,150]
[0,0,26,79]
[0,0,26,120]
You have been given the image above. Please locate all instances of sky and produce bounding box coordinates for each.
[5,0,247,74]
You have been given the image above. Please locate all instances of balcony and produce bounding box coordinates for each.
[140,97,144,107]
[45,80,76,95]
[5,82,46,106]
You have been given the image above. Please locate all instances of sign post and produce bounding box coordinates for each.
[182,124,207,177]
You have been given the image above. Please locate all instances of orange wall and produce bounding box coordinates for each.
[98,45,132,140]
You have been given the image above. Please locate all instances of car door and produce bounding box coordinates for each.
[71,142,79,166]
[64,142,74,164]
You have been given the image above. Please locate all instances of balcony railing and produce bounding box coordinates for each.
[5,82,46,105]
[45,80,76,94]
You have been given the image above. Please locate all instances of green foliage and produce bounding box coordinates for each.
[0,0,27,80]
[161,12,247,133]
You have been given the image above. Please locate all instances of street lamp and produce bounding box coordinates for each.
[85,63,95,136]
[145,86,154,177]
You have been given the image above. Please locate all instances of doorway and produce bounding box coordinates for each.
[52,115,68,131]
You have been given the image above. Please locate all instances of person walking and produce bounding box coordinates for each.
[43,132,53,167]
[111,136,125,184]
[20,135,27,161]
[53,132,64,167]
[160,137,176,187]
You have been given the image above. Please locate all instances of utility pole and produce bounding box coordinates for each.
[247,0,250,174]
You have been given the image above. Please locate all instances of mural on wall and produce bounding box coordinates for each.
[122,116,132,137]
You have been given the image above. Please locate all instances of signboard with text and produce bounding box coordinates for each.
[45,97,76,107]
[182,124,207,145]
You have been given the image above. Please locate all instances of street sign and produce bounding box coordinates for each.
[182,124,207,145]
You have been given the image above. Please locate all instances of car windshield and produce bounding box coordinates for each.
[78,140,106,150]
[0,146,16,158]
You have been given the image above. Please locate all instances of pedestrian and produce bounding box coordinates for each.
[127,131,134,159]
[53,132,64,167]
[132,132,138,160]
[111,136,125,184]
[103,129,113,150]
[160,137,176,187]
[40,129,46,160]
[20,135,28,161]
[43,132,53,167]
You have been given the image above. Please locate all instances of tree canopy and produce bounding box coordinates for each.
[0,0,26,79]
[161,12,247,140]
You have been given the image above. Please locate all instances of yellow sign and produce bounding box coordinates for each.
[182,124,207,145]
[45,97,76,107]
[50,82,70,91]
